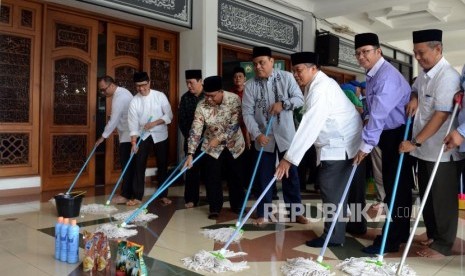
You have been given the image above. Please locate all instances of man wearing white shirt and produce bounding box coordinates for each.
[96,76,134,204]
[275,52,362,247]
[401,29,463,258]
[128,72,173,206]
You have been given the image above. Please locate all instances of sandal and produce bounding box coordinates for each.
[126,199,141,206]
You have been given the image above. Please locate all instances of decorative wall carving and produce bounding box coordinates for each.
[21,9,33,28]
[115,65,137,95]
[0,133,29,166]
[338,37,364,73]
[54,58,88,125]
[0,34,30,123]
[55,23,89,52]
[150,59,170,97]
[218,0,302,53]
[115,35,140,58]
[78,0,192,28]
[0,5,10,24]
[52,135,87,174]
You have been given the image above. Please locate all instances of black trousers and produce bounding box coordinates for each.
[372,125,413,250]
[119,142,136,199]
[417,159,461,256]
[203,149,245,214]
[297,145,318,189]
[347,158,367,233]
[133,137,168,201]
[183,141,204,205]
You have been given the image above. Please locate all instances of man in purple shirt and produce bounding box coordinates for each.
[353,33,413,254]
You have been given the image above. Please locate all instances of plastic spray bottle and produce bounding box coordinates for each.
[59,218,69,262]
[67,219,80,263]
[54,216,63,259]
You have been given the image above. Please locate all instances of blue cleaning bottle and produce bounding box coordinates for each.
[54,217,63,259]
[59,218,69,262]
[67,219,80,263]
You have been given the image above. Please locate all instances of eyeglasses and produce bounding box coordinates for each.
[99,83,111,93]
[354,48,377,57]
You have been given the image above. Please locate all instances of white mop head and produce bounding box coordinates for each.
[181,249,249,273]
[112,209,158,223]
[281,257,335,276]
[96,223,138,239]
[201,227,242,243]
[80,203,118,214]
[337,257,417,276]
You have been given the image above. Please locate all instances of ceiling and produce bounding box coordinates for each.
[281,0,465,70]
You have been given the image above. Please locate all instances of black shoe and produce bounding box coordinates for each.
[305,237,342,248]
[362,244,398,255]
[208,212,219,220]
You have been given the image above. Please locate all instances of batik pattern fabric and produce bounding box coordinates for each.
[188,91,245,159]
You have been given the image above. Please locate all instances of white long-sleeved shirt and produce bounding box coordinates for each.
[128,89,173,143]
[284,71,362,165]
[101,86,133,143]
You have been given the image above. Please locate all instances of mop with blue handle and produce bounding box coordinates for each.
[281,165,358,276]
[80,117,152,214]
[201,116,274,243]
[97,152,207,239]
[50,144,98,204]
[396,98,461,275]
[182,176,278,273]
[109,155,189,223]
[106,116,153,205]
[337,116,416,276]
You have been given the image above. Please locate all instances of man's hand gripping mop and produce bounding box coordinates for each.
[282,164,359,276]
[201,116,274,243]
[182,176,278,273]
[337,116,416,276]
[97,152,205,239]
[395,96,462,275]
[80,117,153,215]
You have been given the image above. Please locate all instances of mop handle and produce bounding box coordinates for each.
[156,155,188,192]
[66,144,98,194]
[237,116,275,226]
[106,116,153,205]
[120,151,206,227]
[220,176,277,255]
[397,102,460,274]
[316,165,358,264]
[378,116,412,262]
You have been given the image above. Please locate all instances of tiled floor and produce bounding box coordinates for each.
[0,183,464,275]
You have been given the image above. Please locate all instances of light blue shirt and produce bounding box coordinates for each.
[242,69,304,153]
[360,57,411,153]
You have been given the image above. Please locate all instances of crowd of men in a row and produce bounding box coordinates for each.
[97,28,465,259]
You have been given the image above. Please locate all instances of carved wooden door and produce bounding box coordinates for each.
[105,23,141,185]
[41,9,98,191]
[0,0,41,178]
[144,28,178,165]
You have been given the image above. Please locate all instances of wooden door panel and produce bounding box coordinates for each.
[41,10,98,191]
[144,28,178,165]
[0,0,41,177]
[105,23,141,185]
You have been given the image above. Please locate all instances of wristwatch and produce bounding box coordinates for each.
[410,138,422,147]
[281,100,290,110]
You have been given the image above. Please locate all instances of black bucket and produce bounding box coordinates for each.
[54,193,84,218]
